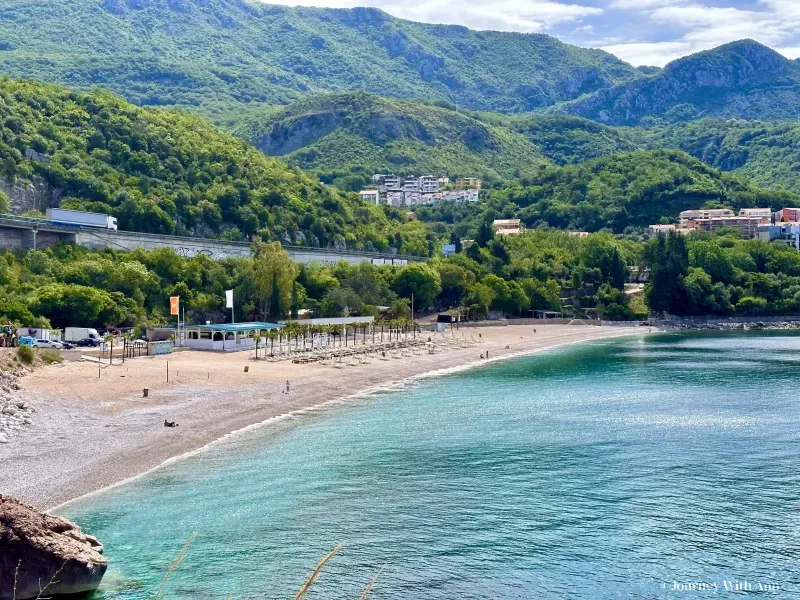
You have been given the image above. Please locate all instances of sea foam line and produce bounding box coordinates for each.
[50,328,645,512]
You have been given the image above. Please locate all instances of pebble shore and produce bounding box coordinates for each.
[0,368,34,444]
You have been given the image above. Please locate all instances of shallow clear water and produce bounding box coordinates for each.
[64,332,800,599]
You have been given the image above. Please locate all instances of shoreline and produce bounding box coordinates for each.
[0,325,647,511]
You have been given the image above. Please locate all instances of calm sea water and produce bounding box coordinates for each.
[64,332,800,599]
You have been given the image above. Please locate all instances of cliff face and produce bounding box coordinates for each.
[559,40,800,125]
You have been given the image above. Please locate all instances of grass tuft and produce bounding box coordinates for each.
[16,345,33,365]
[154,532,197,600]
[294,544,342,600]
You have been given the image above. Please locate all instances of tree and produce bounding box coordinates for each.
[291,281,299,319]
[645,232,688,314]
[31,283,124,329]
[463,283,496,320]
[392,263,442,310]
[476,219,496,247]
[269,271,282,321]
[435,261,475,309]
[596,283,634,320]
[253,241,297,320]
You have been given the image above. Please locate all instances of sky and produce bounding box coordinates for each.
[265,0,800,67]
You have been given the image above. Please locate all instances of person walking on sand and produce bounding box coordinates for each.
[486,350,489,359]
[285,380,291,394]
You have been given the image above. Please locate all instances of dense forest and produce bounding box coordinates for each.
[5,224,800,331]
[416,150,797,234]
[235,93,546,188]
[0,0,639,117]
[0,78,435,254]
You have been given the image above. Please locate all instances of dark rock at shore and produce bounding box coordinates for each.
[0,494,107,600]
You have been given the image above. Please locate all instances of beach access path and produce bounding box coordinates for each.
[0,324,646,510]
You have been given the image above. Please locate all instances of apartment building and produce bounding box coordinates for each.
[738,208,772,222]
[757,223,800,249]
[776,208,800,223]
[693,216,763,239]
[419,176,440,194]
[358,190,380,204]
[403,177,420,193]
[455,177,481,191]
[678,208,734,225]
[648,224,694,235]
[493,218,522,236]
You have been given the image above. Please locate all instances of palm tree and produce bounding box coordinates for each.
[253,331,263,359]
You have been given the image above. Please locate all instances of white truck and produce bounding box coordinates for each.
[64,327,101,342]
[46,208,118,230]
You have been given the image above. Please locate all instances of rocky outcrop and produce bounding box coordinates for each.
[560,40,800,125]
[0,496,107,600]
[0,178,61,216]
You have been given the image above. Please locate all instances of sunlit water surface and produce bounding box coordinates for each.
[64,332,800,599]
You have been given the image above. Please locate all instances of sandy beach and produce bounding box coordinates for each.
[0,324,645,510]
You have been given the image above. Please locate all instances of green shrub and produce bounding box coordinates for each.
[16,344,34,364]
[41,349,63,364]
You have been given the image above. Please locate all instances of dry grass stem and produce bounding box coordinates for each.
[294,544,343,600]
[154,531,198,600]
[13,559,21,600]
[358,565,385,600]
[35,559,67,600]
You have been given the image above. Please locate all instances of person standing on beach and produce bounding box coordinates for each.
[286,380,291,394]
[486,351,489,359]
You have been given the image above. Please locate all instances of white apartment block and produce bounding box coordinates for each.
[419,176,440,194]
[738,208,772,222]
[403,177,420,193]
[359,190,380,204]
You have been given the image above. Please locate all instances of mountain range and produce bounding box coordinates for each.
[1,0,800,236]
[0,0,640,116]
[4,1,800,127]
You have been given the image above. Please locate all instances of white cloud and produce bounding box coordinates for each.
[601,1,800,66]
[258,0,800,66]
[609,0,685,8]
[600,41,694,66]
[265,0,602,32]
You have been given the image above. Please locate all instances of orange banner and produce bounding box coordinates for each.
[170,296,180,316]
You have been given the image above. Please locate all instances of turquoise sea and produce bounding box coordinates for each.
[64,332,800,599]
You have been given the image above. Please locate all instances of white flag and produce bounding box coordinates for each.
[225,289,233,308]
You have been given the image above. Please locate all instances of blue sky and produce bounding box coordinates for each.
[267,0,800,67]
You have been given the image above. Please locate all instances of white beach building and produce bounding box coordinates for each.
[184,322,282,352]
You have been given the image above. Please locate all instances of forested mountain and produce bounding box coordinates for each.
[633,119,800,195]
[509,115,638,165]
[0,0,639,117]
[0,78,433,254]
[235,92,547,186]
[416,150,797,234]
[235,93,644,186]
[557,40,800,125]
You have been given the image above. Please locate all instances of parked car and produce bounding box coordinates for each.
[61,341,75,350]
[75,338,101,347]
[32,339,63,349]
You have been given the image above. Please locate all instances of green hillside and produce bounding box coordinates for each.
[633,119,800,195]
[416,149,797,234]
[236,93,547,186]
[510,114,638,165]
[235,93,647,187]
[0,0,639,117]
[0,77,430,254]
[557,40,800,125]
